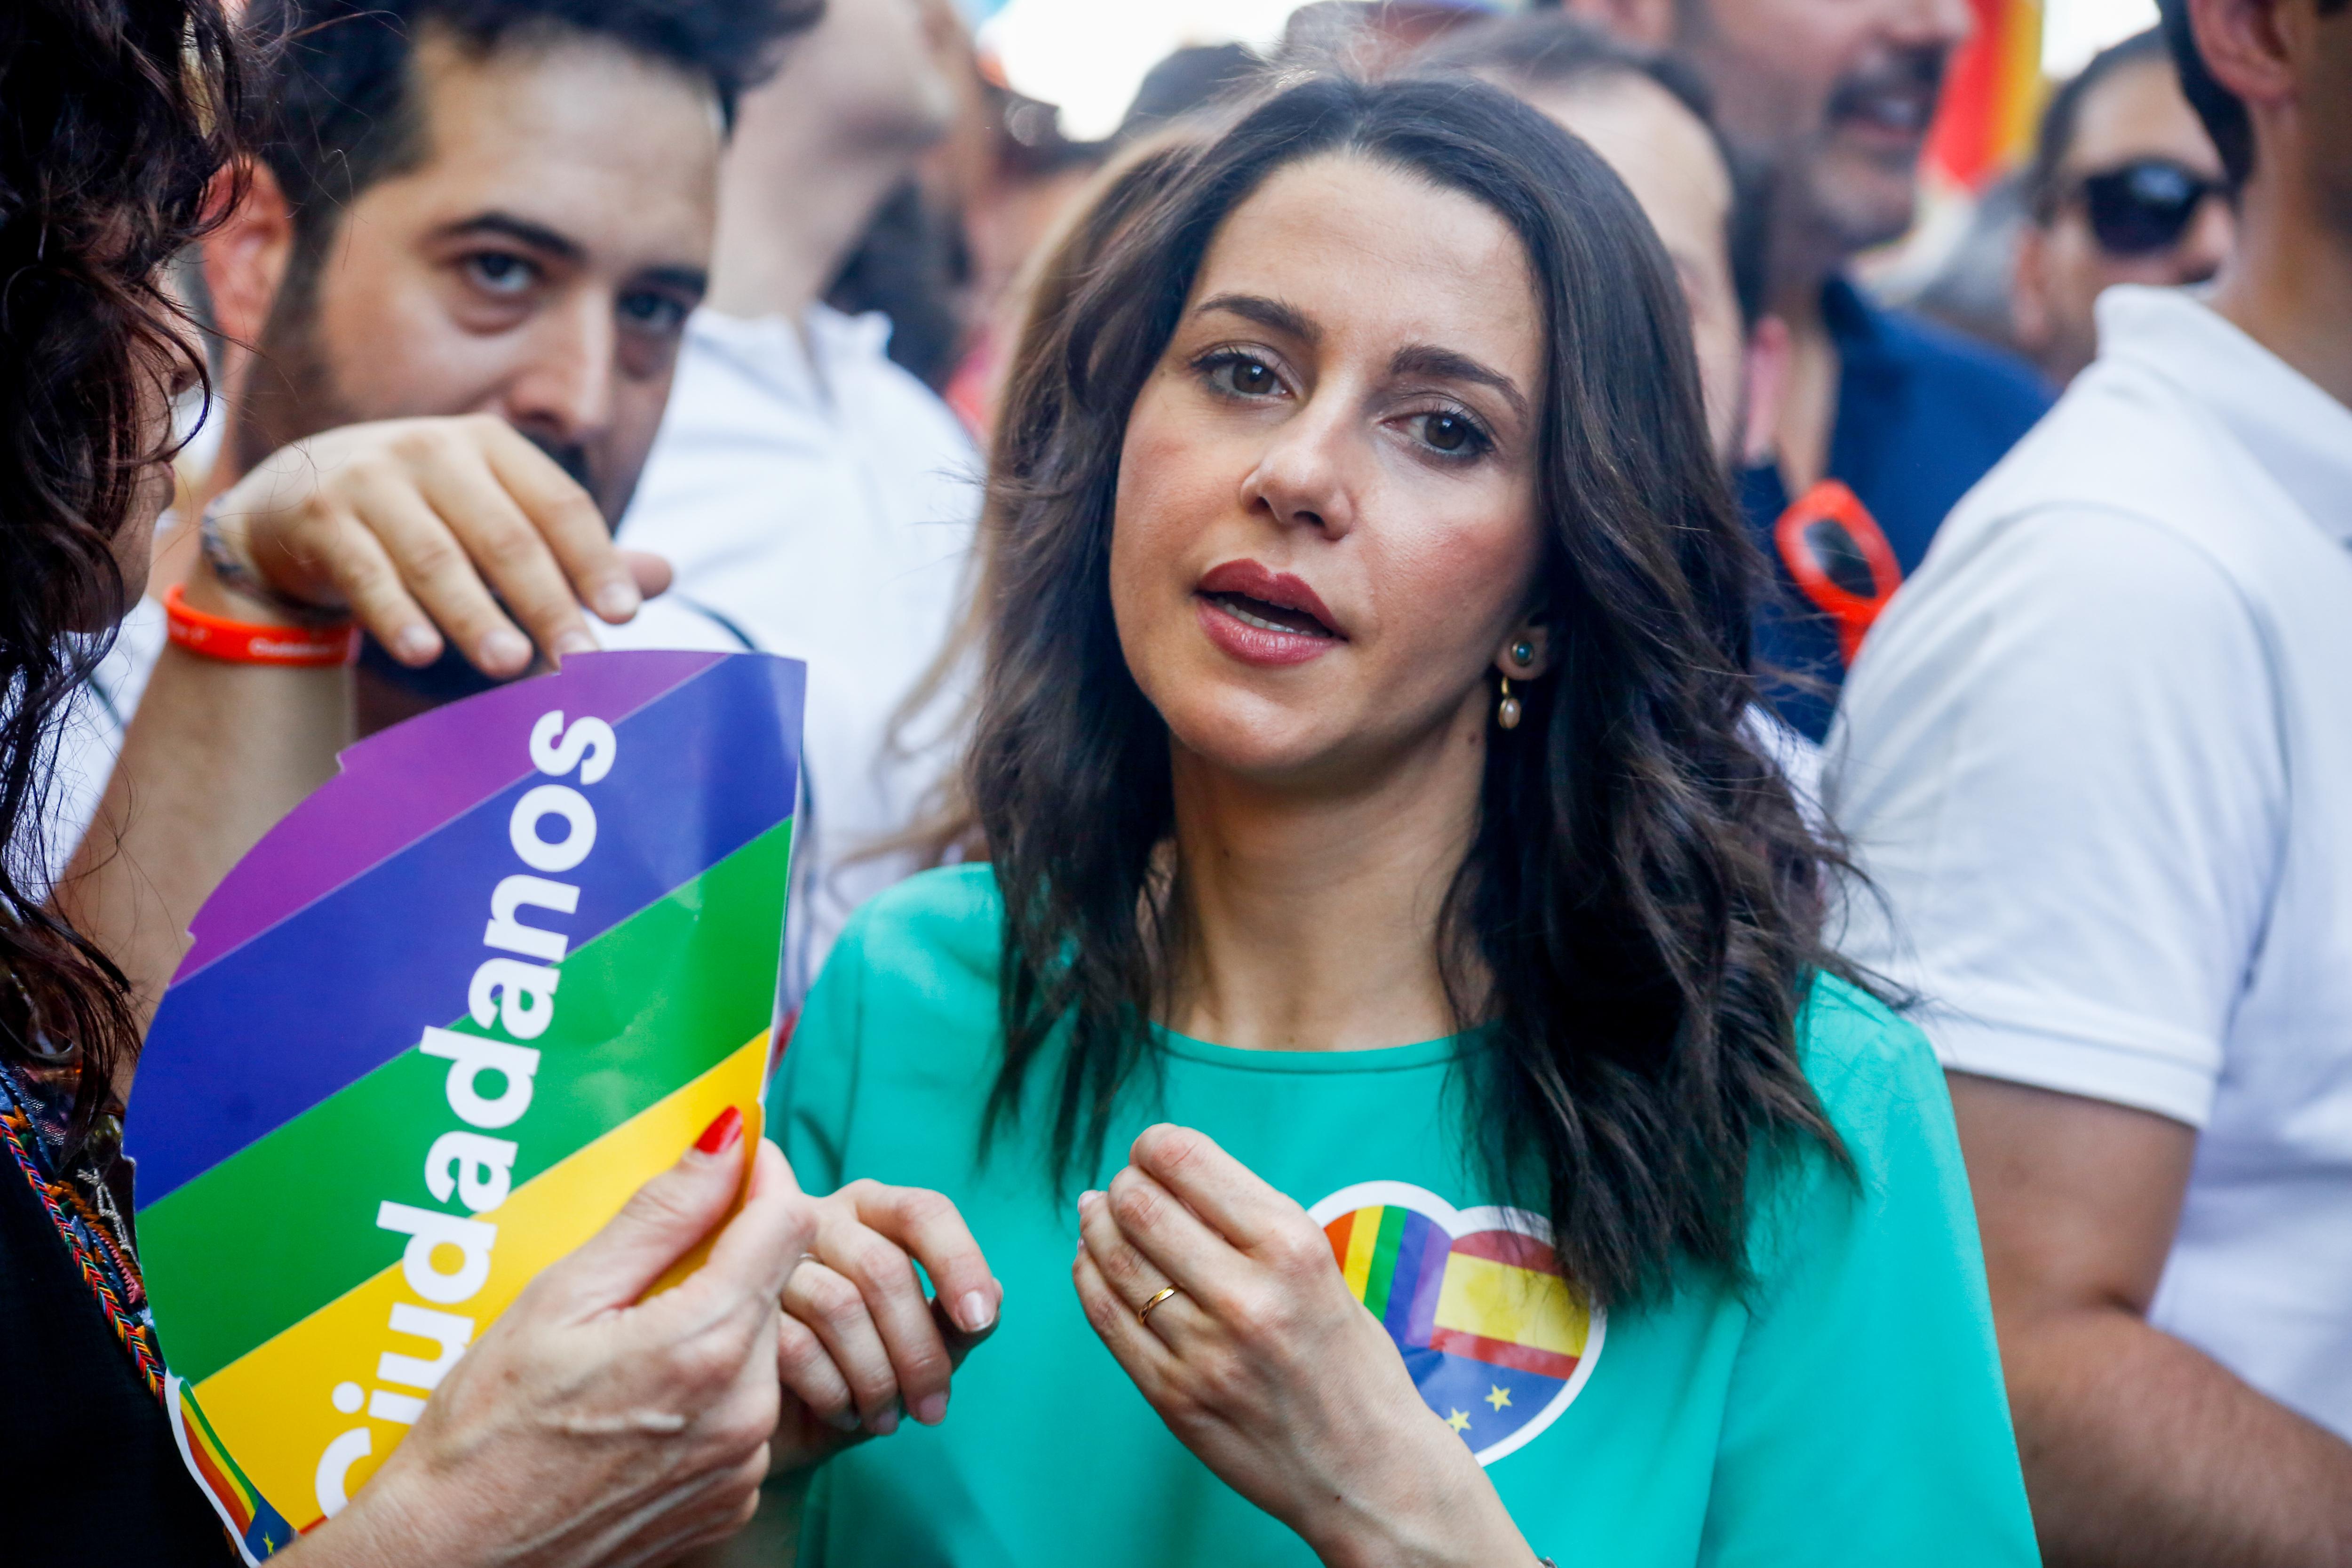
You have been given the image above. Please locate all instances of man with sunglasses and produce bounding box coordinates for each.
[1829,0,2352,1557]
[1641,0,2054,743]
[2013,29,2235,385]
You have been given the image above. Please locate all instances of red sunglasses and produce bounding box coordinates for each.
[1773,479,1902,665]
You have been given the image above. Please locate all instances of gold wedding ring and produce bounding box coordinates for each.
[1137,1285,1181,1324]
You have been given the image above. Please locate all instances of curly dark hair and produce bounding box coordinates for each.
[972,74,1851,1309]
[0,0,243,1142]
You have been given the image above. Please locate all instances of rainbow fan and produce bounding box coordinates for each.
[128,650,802,1559]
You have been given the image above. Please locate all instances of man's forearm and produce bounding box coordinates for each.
[2007,1305,2352,1567]
[57,633,349,1031]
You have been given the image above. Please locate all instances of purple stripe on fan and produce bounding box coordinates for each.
[173,649,726,985]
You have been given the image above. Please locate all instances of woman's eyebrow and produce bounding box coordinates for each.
[1192,292,1320,344]
[1390,344,1530,424]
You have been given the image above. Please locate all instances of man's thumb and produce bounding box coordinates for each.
[545,1106,749,1313]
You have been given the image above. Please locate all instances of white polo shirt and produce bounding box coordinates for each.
[604,305,978,1006]
[1826,287,2352,1437]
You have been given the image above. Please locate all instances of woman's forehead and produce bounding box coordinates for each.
[1186,154,1542,376]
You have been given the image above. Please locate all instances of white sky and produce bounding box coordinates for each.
[982,0,2168,143]
[2041,0,2160,75]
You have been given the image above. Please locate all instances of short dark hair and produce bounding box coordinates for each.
[2028,30,2174,219]
[246,0,819,248]
[2156,0,2254,189]
[1415,12,1774,328]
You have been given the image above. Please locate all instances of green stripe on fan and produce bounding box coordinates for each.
[139,820,791,1385]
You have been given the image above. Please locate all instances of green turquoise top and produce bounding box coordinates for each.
[772,864,2038,1567]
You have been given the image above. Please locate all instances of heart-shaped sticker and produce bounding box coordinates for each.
[1310,1180,1605,1465]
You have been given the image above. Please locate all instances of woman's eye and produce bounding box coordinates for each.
[466,252,537,295]
[1415,410,1487,456]
[1207,354,1282,398]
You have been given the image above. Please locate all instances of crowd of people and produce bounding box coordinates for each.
[0,0,2345,1562]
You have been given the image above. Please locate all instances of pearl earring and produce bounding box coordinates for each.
[1510,639,1535,667]
[1497,676,1522,730]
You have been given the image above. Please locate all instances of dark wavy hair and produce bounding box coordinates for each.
[970,74,1850,1309]
[0,0,243,1141]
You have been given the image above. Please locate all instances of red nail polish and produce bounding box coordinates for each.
[694,1105,744,1155]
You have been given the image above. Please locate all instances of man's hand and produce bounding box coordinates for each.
[1952,1072,2352,1567]
[205,414,669,674]
[289,1120,814,1568]
[766,1172,1001,1474]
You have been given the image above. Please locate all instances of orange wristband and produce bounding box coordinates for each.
[164,582,359,667]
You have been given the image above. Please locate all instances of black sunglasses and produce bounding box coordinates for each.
[2077,159,2224,256]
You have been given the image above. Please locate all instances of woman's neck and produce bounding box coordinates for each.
[1163,698,1487,1052]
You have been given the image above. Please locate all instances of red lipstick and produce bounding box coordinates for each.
[1194,559,1343,669]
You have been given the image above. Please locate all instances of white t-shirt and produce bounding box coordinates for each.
[40,594,167,888]
[604,304,978,1006]
[1826,287,2352,1437]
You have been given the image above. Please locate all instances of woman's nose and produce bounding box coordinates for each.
[1240,405,1357,538]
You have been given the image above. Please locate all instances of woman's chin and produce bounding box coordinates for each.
[1166,706,1352,787]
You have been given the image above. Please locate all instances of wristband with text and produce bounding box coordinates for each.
[164,581,359,667]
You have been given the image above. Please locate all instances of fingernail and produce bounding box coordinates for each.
[693,1106,743,1155]
[393,625,439,664]
[914,1393,947,1426]
[482,628,532,670]
[824,1408,863,1433]
[870,1404,900,1436]
[1079,1189,1102,1214]
[957,1290,994,1332]
[552,628,597,659]
[596,582,641,620]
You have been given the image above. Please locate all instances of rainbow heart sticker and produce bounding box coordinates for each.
[1310,1180,1604,1465]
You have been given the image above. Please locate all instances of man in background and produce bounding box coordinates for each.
[1423,13,1786,474]
[604,0,982,1004]
[1829,0,2352,1554]
[1629,0,2052,738]
[2011,28,2234,384]
[1422,12,1833,799]
[67,0,815,1009]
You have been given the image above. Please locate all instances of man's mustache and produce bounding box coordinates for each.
[522,431,595,494]
[355,429,606,703]
[1824,47,1948,127]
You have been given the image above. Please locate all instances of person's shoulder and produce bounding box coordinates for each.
[1792,973,1947,1147]
[829,862,1005,991]
[1915,368,2262,623]
[811,307,979,457]
[1875,302,2054,436]
[1738,973,1965,1285]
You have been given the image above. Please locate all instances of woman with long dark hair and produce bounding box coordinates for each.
[771,74,2036,1565]
[2,3,817,1560]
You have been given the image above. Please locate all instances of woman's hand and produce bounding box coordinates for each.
[287,1114,811,1568]
[201,414,669,674]
[1073,1124,1541,1568]
[769,1174,1002,1474]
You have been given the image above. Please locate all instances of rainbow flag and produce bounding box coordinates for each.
[130,651,802,1560]
[169,1376,301,1560]
[1314,1180,1602,1465]
[1926,0,2045,189]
